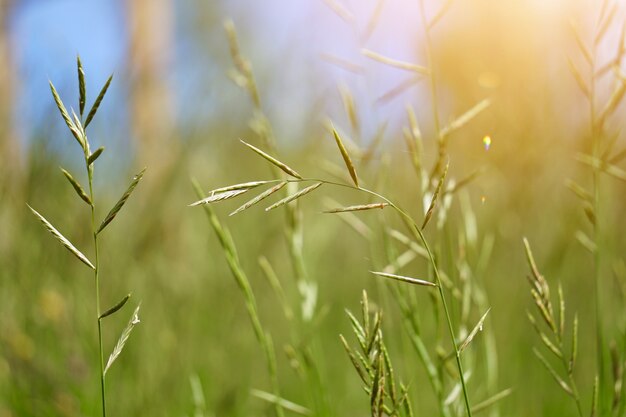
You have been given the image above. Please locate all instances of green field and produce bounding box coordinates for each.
[2,1,626,416]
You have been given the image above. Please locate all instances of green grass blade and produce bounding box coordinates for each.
[210,180,272,194]
[370,271,437,287]
[99,294,131,320]
[570,314,578,373]
[265,183,322,212]
[230,182,287,216]
[188,189,249,206]
[49,80,84,148]
[250,389,312,416]
[323,202,388,213]
[240,139,302,179]
[77,55,86,116]
[27,205,95,270]
[85,75,113,128]
[339,334,369,384]
[61,168,92,206]
[88,147,105,165]
[458,309,491,354]
[470,388,513,414]
[97,168,146,233]
[104,304,141,375]
[332,127,359,187]
[533,348,573,396]
[421,161,448,230]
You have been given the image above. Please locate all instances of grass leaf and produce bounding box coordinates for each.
[84,75,113,128]
[361,48,429,74]
[533,348,573,396]
[370,271,437,287]
[339,334,369,384]
[49,80,84,149]
[265,183,322,212]
[567,57,591,98]
[458,308,491,354]
[591,374,599,417]
[240,140,302,179]
[99,294,131,319]
[104,303,141,375]
[471,388,514,414]
[570,314,578,373]
[98,168,146,233]
[576,153,626,183]
[250,389,312,416]
[595,3,617,45]
[88,147,105,165]
[77,55,86,116]
[28,205,95,269]
[332,127,359,187]
[564,179,592,202]
[230,182,287,216]
[188,189,249,207]
[323,202,388,213]
[422,161,448,230]
[61,168,92,206]
[570,20,593,65]
[440,99,491,138]
[210,180,272,194]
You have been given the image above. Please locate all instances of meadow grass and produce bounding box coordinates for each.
[28,58,145,416]
[5,1,626,416]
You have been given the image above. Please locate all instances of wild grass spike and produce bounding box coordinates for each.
[240,139,302,179]
[99,294,131,320]
[104,304,141,375]
[88,147,105,165]
[332,126,359,187]
[27,205,95,269]
[84,74,113,128]
[458,309,491,354]
[265,183,322,212]
[188,189,250,206]
[31,59,145,417]
[422,161,449,230]
[361,48,429,74]
[370,271,437,287]
[61,168,92,206]
[323,202,388,213]
[97,168,146,233]
[229,181,287,216]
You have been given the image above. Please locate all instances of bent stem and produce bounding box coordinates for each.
[249,177,473,416]
[87,161,106,417]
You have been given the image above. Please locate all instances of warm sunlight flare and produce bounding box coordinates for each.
[483,135,491,151]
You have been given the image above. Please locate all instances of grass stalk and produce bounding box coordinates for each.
[33,61,144,416]
[192,180,285,417]
[88,162,107,417]
[216,176,474,416]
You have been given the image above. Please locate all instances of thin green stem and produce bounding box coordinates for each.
[412,8,464,408]
[87,161,106,417]
[556,335,583,417]
[262,177,473,416]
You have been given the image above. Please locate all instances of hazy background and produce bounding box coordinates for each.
[2,0,626,416]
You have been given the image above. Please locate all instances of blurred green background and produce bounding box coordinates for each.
[1,0,626,416]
